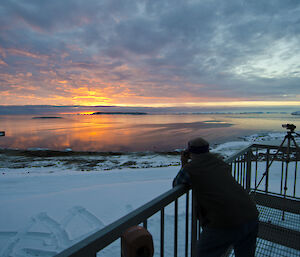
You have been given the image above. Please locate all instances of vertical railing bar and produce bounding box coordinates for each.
[174,199,178,257]
[198,220,201,240]
[241,156,244,187]
[246,149,252,193]
[255,146,258,188]
[241,155,243,187]
[282,139,291,220]
[185,191,189,257]
[284,153,289,200]
[238,157,240,184]
[240,156,243,186]
[294,161,298,197]
[143,220,148,229]
[237,156,241,184]
[234,160,237,179]
[191,190,197,257]
[243,155,246,188]
[242,156,244,185]
[241,156,243,185]
[237,158,240,183]
[161,208,165,257]
[281,160,284,195]
[265,148,270,193]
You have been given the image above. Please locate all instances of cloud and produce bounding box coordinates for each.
[0,0,299,105]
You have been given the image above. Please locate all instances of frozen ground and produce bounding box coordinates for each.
[0,132,299,257]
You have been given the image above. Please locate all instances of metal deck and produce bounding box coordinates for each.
[225,192,300,257]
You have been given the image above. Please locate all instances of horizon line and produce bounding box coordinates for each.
[0,101,299,108]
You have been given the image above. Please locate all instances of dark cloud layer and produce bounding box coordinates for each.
[0,0,299,105]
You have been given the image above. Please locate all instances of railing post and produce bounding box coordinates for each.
[246,149,252,192]
[185,191,189,257]
[174,199,178,257]
[161,208,165,257]
[265,148,270,193]
[191,189,197,257]
[293,161,298,197]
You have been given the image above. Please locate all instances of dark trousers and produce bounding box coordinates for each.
[197,219,259,257]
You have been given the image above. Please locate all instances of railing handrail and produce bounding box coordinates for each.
[254,189,300,201]
[224,143,299,164]
[251,143,299,152]
[55,184,189,257]
[224,145,252,163]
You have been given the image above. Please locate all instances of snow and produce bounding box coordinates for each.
[0,167,179,257]
[0,131,299,256]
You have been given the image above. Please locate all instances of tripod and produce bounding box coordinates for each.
[254,124,300,220]
[254,124,300,193]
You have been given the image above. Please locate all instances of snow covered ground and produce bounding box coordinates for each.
[0,132,299,257]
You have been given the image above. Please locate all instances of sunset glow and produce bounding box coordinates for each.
[0,1,299,107]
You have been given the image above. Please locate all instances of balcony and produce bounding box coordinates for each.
[55,143,300,257]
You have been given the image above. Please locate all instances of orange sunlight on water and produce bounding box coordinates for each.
[0,113,298,151]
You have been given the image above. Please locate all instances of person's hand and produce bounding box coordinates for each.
[181,151,190,167]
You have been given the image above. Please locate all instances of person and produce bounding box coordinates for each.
[173,137,259,257]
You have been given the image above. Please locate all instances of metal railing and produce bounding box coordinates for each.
[55,143,299,257]
[227,143,299,199]
[55,184,199,257]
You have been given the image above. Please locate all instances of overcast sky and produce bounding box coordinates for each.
[0,0,299,106]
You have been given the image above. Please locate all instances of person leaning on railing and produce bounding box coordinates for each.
[173,137,259,257]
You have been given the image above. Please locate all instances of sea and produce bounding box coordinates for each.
[0,105,299,152]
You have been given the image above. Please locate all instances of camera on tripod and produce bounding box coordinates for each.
[282,124,296,132]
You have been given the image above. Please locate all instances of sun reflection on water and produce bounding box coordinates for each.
[0,113,298,151]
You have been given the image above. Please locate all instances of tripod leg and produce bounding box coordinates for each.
[279,132,300,220]
[254,136,287,191]
[266,136,288,171]
[291,137,300,158]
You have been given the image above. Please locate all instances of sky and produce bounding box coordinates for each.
[0,0,300,107]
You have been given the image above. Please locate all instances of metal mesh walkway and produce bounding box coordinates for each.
[227,192,300,257]
[255,237,299,257]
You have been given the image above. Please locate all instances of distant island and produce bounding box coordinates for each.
[32,116,62,119]
[91,112,147,115]
[291,111,300,115]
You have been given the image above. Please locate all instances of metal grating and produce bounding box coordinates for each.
[226,203,300,257]
[257,205,300,232]
[258,220,300,250]
[226,238,300,257]
[251,192,300,215]
[255,238,299,257]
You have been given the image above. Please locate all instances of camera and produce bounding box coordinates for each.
[282,124,296,131]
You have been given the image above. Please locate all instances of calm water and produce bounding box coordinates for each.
[0,112,299,152]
